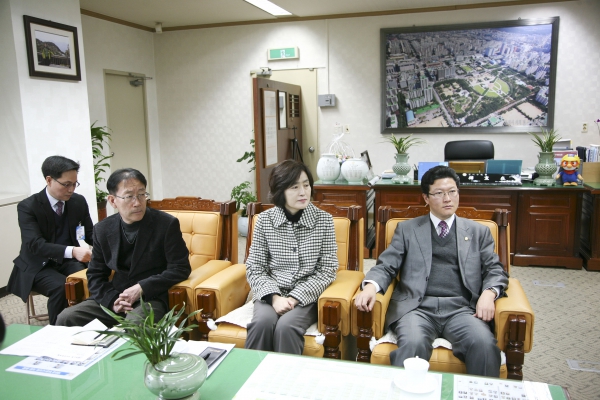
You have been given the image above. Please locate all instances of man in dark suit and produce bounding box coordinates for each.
[56,168,191,327]
[8,156,94,325]
[355,166,508,377]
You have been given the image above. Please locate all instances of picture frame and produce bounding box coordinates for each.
[23,15,81,81]
[381,17,559,134]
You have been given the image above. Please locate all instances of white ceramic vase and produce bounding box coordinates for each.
[316,153,341,183]
[340,158,368,184]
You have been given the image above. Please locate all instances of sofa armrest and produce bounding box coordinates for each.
[65,269,89,306]
[351,280,395,338]
[193,263,250,341]
[318,270,364,336]
[495,278,534,352]
[169,260,232,314]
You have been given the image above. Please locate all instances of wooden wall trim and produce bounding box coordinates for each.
[81,0,576,32]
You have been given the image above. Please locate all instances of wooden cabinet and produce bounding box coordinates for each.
[373,180,584,269]
[313,182,375,257]
[581,183,600,270]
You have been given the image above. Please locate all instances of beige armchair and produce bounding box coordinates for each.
[351,206,534,380]
[65,196,237,329]
[194,201,364,360]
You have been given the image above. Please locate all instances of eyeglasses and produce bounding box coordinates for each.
[114,192,150,203]
[428,189,459,199]
[53,178,80,189]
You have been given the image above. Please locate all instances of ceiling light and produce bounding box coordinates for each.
[244,0,292,16]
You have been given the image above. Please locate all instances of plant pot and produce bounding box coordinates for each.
[239,216,249,237]
[340,158,368,184]
[392,153,412,184]
[97,200,107,221]
[534,151,557,186]
[144,353,207,400]
[316,153,341,183]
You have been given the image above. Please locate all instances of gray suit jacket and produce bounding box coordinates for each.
[365,214,509,330]
[86,207,191,309]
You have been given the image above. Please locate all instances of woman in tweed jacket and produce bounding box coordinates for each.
[245,160,339,354]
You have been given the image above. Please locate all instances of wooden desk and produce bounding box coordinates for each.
[313,181,375,257]
[0,325,569,400]
[581,182,600,270]
[373,180,584,269]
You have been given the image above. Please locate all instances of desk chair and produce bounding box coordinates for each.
[26,291,49,324]
[64,197,237,333]
[352,206,534,380]
[444,140,494,161]
[195,201,364,360]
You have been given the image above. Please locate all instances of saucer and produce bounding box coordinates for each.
[394,372,438,394]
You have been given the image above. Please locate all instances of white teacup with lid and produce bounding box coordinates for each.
[401,356,430,391]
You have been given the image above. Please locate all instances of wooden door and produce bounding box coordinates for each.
[252,78,302,202]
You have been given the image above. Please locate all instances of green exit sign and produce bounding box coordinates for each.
[268,47,299,60]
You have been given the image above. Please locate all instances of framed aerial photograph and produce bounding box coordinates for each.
[23,15,81,81]
[381,17,559,134]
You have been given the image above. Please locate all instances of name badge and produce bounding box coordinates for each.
[76,225,85,240]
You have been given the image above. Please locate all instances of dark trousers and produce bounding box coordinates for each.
[245,301,317,355]
[389,296,501,377]
[32,259,85,325]
[56,298,168,327]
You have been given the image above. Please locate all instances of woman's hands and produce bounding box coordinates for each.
[272,295,299,315]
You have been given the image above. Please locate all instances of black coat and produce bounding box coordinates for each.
[87,207,191,309]
[8,189,94,302]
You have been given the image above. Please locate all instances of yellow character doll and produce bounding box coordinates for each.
[556,154,583,186]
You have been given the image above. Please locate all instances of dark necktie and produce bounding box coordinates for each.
[56,201,64,216]
[438,220,448,238]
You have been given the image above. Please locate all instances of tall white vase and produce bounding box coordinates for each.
[340,158,368,184]
[316,153,341,183]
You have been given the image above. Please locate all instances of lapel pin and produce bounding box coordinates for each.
[465,237,469,241]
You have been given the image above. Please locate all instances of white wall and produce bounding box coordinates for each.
[81,15,164,198]
[146,0,600,201]
[6,0,96,216]
[0,0,29,199]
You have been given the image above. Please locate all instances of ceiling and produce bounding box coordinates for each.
[78,0,552,31]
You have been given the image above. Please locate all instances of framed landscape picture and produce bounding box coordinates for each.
[23,15,81,81]
[381,17,559,134]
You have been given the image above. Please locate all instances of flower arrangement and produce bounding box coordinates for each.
[336,154,351,164]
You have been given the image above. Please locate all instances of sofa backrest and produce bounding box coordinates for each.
[149,197,237,267]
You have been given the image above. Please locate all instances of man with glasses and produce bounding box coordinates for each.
[57,168,191,327]
[8,156,93,324]
[355,166,508,377]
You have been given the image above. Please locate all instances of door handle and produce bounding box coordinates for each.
[309,147,315,153]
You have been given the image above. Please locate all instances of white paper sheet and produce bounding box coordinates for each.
[454,375,553,400]
[234,353,442,400]
[0,320,109,361]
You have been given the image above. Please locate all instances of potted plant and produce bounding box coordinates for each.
[528,128,561,186]
[231,181,257,237]
[383,133,426,184]
[91,122,113,220]
[232,139,257,236]
[97,300,207,399]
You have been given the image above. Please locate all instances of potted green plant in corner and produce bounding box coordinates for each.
[231,139,257,237]
[91,122,113,221]
[528,128,561,186]
[384,133,426,184]
[96,300,207,399]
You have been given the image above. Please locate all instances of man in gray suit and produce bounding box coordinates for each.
[355,166,508,377]
[56,168,191,327]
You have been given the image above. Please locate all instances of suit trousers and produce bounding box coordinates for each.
[56,297,167,327]
[245,300,317,355]
[389,296,501,377]
[32,259,85,325]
